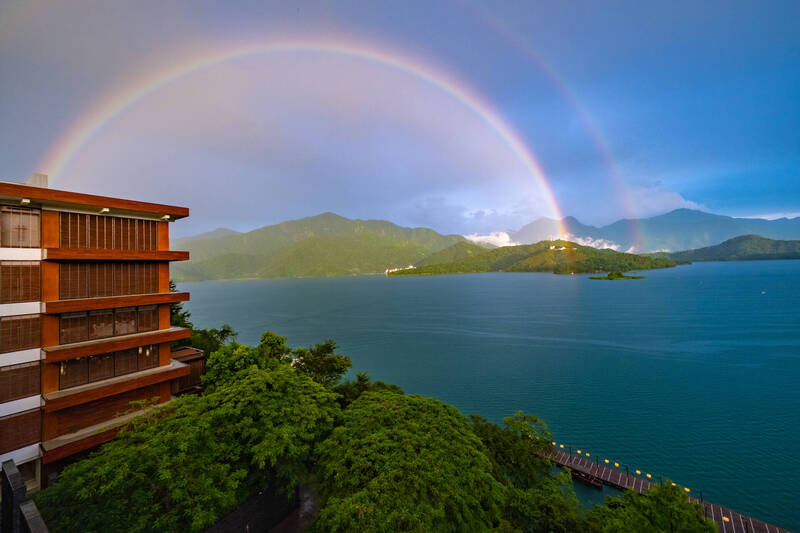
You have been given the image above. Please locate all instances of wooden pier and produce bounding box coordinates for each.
[550,448,791,533]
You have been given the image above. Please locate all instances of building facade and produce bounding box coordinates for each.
[0,175,192,489]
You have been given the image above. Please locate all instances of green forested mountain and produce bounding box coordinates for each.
[390,240,676,276]
[172,213,466,280]
[413,241,489,267]
[666,235,800,262]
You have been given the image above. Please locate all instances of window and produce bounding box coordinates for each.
[114,348,138,376]
[58,344,162,390]
[1,206,40,248]
[59,213,157,251]
[60,305,161,345]
[137,305,157,332]
[0,315,40,354]
[59,312,88,344]
[88,353,114,382]
[114,307,137,335]
[59,262,159,299]
[0,361,40,403]
[0,262,40,303]
[59,357,88,389]
[88,310,114,340]
[138,344,158,369]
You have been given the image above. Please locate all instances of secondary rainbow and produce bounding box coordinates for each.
[465,2,645,250]
[37,39,568,239]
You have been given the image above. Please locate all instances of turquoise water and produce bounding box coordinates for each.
[179,261,800,530]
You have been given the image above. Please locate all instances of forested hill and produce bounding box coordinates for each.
[666,235,800,262]
[171,212,466,280]
[390,240,676,276]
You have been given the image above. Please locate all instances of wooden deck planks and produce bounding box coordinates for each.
[549,449,789,533]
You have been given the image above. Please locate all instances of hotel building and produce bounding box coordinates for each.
[0,175,193,489]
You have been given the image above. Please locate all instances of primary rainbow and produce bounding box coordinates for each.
[37,39,568,238]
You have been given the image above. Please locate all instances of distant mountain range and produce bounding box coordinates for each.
[664,235,800,263]
[507,209,800,253]
[171,210,800,281]
[171,213,465,281]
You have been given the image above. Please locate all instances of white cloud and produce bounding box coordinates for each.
[464,231,519,247]
[567,235,621,250]
[625,182,708,218]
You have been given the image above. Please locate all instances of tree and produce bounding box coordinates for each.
[34,364,341,533]
[471,413,583,533]
[168,279,192,329]
[202,332,292,390]
[332,372,404,408]
[188,324,237,356]
[292,339,352,388]
[585,482,716,533]
[313,391,505,532]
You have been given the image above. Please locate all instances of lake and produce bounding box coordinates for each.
[178,260,800,530]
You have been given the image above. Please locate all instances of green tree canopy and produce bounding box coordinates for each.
[313,391,505,532]
[292,339,352,387]
[34,364,340,533]
[585,482,716,533]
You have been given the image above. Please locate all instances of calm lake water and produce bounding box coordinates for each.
[179,260,800,530]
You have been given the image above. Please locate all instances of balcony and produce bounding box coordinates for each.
[43,248,189,261]
[43,326,190,362]
[42,291,189,314]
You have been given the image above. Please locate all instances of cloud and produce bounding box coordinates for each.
[567,235,621,250]
[464,231,519,247]
[624,182,708,218]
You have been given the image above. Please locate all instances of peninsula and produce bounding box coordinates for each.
[388,240,676,276]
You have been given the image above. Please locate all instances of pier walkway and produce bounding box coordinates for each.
[550,448,791,533]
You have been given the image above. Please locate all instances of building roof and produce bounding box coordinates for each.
[0,180,189,220]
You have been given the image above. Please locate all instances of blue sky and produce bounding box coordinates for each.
[1,1,798,236]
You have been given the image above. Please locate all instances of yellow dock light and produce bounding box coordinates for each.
[671,482,676,486]
[560,444,564,448]
[722,517,730,523]
[552,442,556,446]
[646,473,652,479]
[614,462,619,467]
[577,450,581,454]
[604,459,609,464]
[635,470,641,475]
[684,487,691,493]
[586,453,590,457]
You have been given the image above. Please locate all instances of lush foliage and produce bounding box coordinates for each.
[585,483,716,533]
[666,234,800,262]
[414,241,491,267]
[171,212,466,280]
[390,240,676,277]
[34,364,340,532]
[36,329,721,533]
[470,414,584,533]
[589,271,645,280]
[332,371,404,408]
[313,391,505,532]
[292,339,352,387]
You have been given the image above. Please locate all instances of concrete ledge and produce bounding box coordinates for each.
[0,348,41,367]
[0,395,43,418]
[0,443,41,466]
[42,398,173,463]
[0,302,40,317]
[0,248,42,261]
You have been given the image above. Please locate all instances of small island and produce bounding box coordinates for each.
[589,271,645,280]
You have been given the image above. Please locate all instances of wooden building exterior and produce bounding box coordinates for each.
[0,175,192,488]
